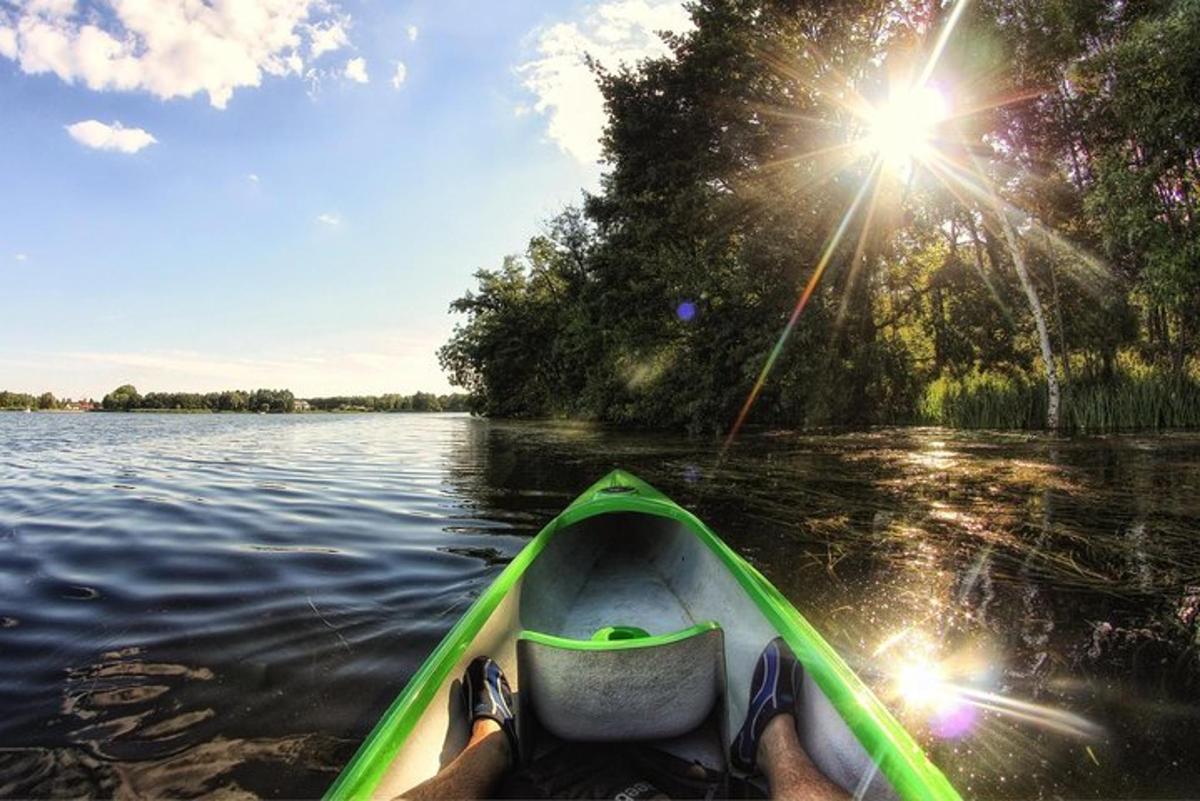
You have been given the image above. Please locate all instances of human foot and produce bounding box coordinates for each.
[462,656,518,763]
[730,638,802,772]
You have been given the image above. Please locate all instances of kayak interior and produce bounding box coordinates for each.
[363,505,899,800]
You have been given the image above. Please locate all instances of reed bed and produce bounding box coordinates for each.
[919,364,1200,431]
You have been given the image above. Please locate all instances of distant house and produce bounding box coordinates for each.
[294,399,311,412]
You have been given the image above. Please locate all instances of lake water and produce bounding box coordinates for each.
[0,413,1197,799]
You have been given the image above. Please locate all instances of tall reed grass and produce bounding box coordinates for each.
[919,362,1200,431]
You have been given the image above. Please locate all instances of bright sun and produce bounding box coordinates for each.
[866,85,948,172]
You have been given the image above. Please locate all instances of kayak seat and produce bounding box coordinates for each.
[515,620,725,745]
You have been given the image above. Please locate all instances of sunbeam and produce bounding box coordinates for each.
[723,157,883,454]
[923,147,1113,287]
[916,0,972,89]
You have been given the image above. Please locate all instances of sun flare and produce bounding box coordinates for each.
[895,659,955,711]
[866,85,948,171]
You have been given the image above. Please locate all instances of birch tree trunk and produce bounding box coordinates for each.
[995,210,1062,429]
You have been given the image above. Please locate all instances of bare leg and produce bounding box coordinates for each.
[758,714,850,801]
[397,719,511,801]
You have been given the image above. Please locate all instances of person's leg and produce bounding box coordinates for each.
[397,718,511,801]
[731,639,851,800]
[395,656,518,801]
[757,713,849,801]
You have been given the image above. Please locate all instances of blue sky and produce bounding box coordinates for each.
[0,0,690,398]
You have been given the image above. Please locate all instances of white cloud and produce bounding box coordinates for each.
[0,24,15,60]
[344,56,368,83]
[65,119,157,153]
[14,253,28,261]
[316,212,341,226]
[518,0,692,163]
[248,173,260,183]
[406,24,419,42]
[309,17,350,59]
[391,61,407,89]
[0,1,355,109]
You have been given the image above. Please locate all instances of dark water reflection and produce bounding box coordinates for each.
[0,414,1197,799]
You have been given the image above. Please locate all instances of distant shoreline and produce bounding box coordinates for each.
[1,386,469,414]
[0,407,465,412]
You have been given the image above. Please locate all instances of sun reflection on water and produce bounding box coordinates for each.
[873,627,1104,751]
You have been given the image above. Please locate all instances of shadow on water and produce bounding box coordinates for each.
[0,414,1197,798]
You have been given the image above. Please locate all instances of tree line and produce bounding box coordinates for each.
[101,385,297,413]
[304,392,467,412]
[1,386,469,413]
[98,385,468,413]
[440,0,1200,432]
[0,391,90,410]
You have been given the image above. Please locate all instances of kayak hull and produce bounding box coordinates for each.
[326,470,960,801]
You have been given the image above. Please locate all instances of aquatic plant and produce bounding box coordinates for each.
[918,362,1200,431]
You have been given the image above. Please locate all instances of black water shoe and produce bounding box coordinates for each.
[463,656,519,762]
[730,638,802,772]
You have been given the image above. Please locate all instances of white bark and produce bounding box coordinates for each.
[995,210,1061,429]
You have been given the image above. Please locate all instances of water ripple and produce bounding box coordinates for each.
[0,414,1197,798]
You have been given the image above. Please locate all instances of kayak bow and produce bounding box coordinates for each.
[326,470,960,801]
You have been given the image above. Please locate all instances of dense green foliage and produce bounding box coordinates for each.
[440,0,1200,432]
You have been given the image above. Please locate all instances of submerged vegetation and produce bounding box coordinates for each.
[441,0,1200,433]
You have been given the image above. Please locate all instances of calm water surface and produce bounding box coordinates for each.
[0,413,1197,799]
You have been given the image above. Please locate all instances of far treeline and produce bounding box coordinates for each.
[439,0,1200,433]
[0,386,468,413]
[0,391,81,410]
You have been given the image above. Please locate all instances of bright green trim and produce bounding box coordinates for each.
[522,620,720,651]
[590,625,650,641]
[325,469,961,801]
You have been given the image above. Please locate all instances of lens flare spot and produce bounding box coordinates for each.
[676,301,696,321]
[931,699,978,739]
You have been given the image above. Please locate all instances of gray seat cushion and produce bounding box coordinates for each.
[516,621,724,743]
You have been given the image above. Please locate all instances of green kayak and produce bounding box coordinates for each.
[326,470,960,800]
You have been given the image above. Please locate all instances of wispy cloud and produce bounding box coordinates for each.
[316,212,341,226]
[391,62,408,89]
[65,120,157,153]
[248,173,260,183]
[518,0,692,163]
[14,253,28,262]
[407,25,419,42]
[0,0,354,108]
[344,56,369,84]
